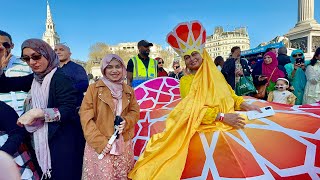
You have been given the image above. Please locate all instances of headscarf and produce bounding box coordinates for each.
[262,51,285,82]
[21,39,59,83]
[100,54,126,115]
[290,49,305,64]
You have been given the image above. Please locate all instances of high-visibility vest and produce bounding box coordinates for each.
[132,55,157,87]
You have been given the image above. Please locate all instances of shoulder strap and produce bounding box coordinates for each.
[267,67,277,84]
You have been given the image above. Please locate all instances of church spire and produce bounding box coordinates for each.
[46,0,53,27]
[42,0,60,48]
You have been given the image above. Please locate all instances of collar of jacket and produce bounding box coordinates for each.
[95,79,132,114]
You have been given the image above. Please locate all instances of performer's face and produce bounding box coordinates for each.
[184,51,203,71]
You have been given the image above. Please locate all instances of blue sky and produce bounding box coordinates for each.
[1,0,319,61]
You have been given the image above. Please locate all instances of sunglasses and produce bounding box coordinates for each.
[292,53,303,58]
[158,61,164,64]
[174,66,180,69]
[21,54,42,62]
[1,42,11,49]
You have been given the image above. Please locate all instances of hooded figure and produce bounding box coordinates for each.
[284,49,308,105]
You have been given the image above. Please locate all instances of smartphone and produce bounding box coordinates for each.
[295,58,304,64]
[247,106,275,120]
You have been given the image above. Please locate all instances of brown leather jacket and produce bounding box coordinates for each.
[80,80,140,153]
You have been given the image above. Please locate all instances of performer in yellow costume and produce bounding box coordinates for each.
[129,21,261,180]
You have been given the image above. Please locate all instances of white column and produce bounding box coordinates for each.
[298,0,315,23]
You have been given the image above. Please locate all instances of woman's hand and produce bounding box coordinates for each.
[223,113,246,129]
[118,120,126,134]
[300,63,306,71]
[294,62,301,70]
[17,109,44,126]
[240,102,262,112]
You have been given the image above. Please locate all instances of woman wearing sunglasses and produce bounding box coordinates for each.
[155,57,168,77]
[284,49,308,105]
[0,39,84,179]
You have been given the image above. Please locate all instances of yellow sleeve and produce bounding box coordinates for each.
[227,84,245,110]
[201,107,219,125]
[179,75,193,99]
[288,93,297,105]
[267,91,274,102]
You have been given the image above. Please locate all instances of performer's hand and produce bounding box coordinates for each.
[240,102,262,113]
[118,120,126,134]
[223,113,246,129]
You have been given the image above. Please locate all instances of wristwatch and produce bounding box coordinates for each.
[218,113,225,122]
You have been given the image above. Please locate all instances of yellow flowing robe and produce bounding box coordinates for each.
[128,50,245,180]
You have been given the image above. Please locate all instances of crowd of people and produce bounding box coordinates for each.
[217,45,320,106]
[0,19,320,179]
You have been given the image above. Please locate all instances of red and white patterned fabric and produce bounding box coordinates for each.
[0,133,40,180]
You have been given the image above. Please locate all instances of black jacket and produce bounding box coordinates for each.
[0,68,84,179]
[277,54,291,67]
[0,101,28,156]
[221,58,251,89]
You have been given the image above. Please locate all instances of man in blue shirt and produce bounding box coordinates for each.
[54,43,88,106]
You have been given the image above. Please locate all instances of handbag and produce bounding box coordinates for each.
[235,76,256,96]
[254,68,276,99]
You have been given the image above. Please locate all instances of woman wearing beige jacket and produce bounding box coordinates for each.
[80,54,140,179]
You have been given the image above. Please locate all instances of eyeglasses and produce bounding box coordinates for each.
[292,53,303,58]
[1,42,11,49]
[174,66,180,69]
[158,61,164,64]
[21,54,42,62]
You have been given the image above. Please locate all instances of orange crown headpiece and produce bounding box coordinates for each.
[166,20,206,57]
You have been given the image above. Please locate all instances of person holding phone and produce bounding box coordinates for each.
[252,51,287,99]
[284,49,308,105]
[168,60,184,80]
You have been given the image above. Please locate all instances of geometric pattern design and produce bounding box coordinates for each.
[133,77,320,179]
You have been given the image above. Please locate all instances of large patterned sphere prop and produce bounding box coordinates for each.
[133,77,320,179]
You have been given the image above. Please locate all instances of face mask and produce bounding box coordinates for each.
[140,49,149,57]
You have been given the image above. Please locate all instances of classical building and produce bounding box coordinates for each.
[42,0,60,48]
[205,26,250,60]
[109,42,163,58]
[285,0,320,59]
